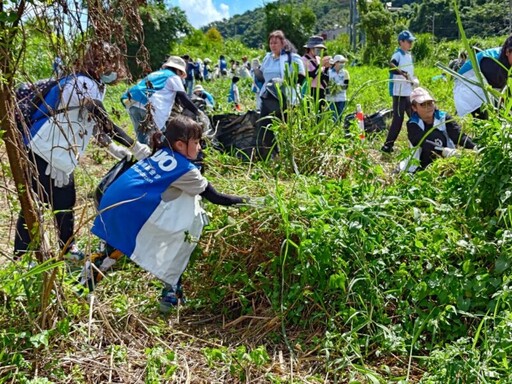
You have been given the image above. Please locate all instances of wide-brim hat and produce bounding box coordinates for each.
[410,87,435,104]
[329,54,348,65]
[304,35,327,49]
[162,56,186,73]
[193,85,204,93]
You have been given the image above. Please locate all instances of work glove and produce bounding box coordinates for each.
[412,78,420,88]
[108,142,133,160]
[130,141,152,160]
[45,164,70,188]
[441,147,459,158]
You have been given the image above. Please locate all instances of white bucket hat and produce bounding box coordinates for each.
[162,56,186,73]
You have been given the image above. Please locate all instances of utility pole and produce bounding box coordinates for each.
[349,0,358,51]
[510,0,512,33]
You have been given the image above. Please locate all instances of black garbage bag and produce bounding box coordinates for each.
[212,110,260,159]
[94,157,136,208]
[344,108,393,134]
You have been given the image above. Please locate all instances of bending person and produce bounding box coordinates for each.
[86,115,246,312]
[454,34,512,119]
[15,42,151,259]
[121,56,208,145]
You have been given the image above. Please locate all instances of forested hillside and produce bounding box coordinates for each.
[203,0,351,48]
[205,0,512,48]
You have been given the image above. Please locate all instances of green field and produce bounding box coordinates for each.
[1,16,512,383]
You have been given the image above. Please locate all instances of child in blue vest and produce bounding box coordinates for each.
[382,30,418,153]
[228,76,241,111]
[86,115,247,312]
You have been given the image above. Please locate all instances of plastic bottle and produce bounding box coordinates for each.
[356,104,365,141]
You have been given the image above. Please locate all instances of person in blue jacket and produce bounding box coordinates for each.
[453,34,512,119]
[15,42,151,260]
[219,55,228,76]
[228,76,241,110]
[86,115,247,312]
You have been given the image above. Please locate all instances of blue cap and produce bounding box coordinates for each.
[398,30,416,42]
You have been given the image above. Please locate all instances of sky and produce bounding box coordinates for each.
[166,0,275,29]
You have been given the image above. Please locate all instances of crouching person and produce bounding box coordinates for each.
[84,115,247,312]
[405,87,476,171]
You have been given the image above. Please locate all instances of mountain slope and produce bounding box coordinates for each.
[203,0,351,48]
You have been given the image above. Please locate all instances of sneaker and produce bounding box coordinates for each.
[381,145,394,153]
[175,283,186,304]
[160,288,179,313]
[64,245,85,273]
[159,284,186,313]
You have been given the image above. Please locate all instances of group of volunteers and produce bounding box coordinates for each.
[383,30,512,171]
[13,42,246,313]
[243,28,512,170]
[12,27,512,312]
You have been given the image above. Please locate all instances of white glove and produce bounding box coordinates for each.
[45,164,70,188]
[108,142,133,160]
[130,141,152,160]
[412,78,420,88]
[442,147,459,158]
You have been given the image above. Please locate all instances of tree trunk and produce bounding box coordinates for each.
[0,17,44,262]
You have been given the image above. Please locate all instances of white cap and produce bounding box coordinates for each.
[329,54,348,65]
[410,87,435,104]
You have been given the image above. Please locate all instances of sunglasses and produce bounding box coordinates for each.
[418,100,435,107]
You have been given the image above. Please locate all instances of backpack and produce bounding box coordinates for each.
[121,69,176,107]
[15,76,72,142]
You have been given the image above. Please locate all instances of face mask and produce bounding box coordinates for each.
[100,71,118,84]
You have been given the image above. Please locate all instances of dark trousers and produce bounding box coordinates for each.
[311,88,327,111]
[384,95,412,148]
[15,152,76,256]
[256,95,283,160]
[471,106,489,120]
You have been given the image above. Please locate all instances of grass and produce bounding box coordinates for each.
[1,48,512,382]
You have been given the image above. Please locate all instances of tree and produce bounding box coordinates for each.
[264,2,317,51]
[357,0,394,65]
[205,27,223,45]
[0,0,144,328]
[462,0,511,37]
[126,3,191,77]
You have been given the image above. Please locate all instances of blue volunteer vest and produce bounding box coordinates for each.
[409,109,455,148]
[228,83,236,103]
[458,48,501,75]
[92,148,197,256]
[121,69,177,106]
[23,75,85,145]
